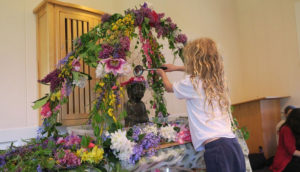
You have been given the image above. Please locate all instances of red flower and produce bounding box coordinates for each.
[149,10,159,26]
[88,142,95,148]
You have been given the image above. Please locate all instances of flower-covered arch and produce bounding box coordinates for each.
[33,3,187,143]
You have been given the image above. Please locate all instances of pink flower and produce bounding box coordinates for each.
[176,127,192,144]
[65,134,81,146]
[102,58,126,76]
[56,150,81,167]
[54,105,61,112]
[112,86,118,90]
[41,102,52,118]
[88,142,95,148]
[56,137,66,145]
[72,59,81,71]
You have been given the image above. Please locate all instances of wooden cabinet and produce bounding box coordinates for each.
[232,96,288,158]
[34,0,104,126]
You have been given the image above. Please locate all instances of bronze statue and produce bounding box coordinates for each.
[124,81,149,127]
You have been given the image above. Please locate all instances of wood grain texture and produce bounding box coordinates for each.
[233,97,285,158]
[35,1,103,126]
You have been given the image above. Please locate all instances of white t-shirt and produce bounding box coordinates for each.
[173,75,235,151]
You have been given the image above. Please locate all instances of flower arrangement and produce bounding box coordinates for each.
[0,121,191,171]
[1,2,191,171]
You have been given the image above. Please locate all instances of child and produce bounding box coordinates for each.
[156,38,246,172]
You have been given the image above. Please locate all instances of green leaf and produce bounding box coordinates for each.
[79,72,92,80]
[174,127,180,133]
[81,136,89,147]
[94,113,101,123]
[72,71,80,81]
[126,128,133,137]
[32,95,49,110]
[144,17,150,24]
[45,159,55,169]
[138,133,146,141]
[119,110,127,120]
[94,126,100,136]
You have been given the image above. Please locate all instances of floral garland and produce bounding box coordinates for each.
[32,2,187,141]
[8,2,188,170]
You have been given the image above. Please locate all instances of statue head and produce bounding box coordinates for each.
[126,82,146,102]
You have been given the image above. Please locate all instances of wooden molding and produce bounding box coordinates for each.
[33,0,106,15]
[232,96,290,106]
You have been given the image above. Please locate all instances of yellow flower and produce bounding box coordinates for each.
[77,147,104,164]
[112,25,118,31]
[108,108,114,117]
[112,116,117,123]
[91,146,104,163]
[50,91,61,101]
[99,82,105,87]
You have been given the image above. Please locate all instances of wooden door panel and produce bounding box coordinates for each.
[59,12,98,125]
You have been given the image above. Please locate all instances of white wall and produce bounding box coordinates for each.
[236,0,300,108]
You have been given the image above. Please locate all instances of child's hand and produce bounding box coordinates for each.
[162,64,181,72]
[156,69,165,77]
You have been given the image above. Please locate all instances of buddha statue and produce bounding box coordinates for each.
[124,80,149,127]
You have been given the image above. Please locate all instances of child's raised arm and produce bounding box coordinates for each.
[156,69,174,93]
[162,64,185,72]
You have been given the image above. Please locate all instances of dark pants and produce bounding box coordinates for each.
[204,137,246,172]
[283,156,300,172]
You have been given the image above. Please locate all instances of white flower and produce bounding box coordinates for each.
[96,63,105,78]
[72,75,87,88]
[142,124,158,135]
[175,43,184,49]
[121,63,132,76]
[173,30,180,37]
[160,124,177,142]
[110,129,135,162]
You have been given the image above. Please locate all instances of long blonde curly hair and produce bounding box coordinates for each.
[183,38,230,116]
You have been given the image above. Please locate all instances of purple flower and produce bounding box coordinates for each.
[175,34,187,44]
[96,92,105,110]
[101,14,111,23]
[130,144,144,163]
[170,23,177,30]
[0,154,5,168]
[120,36,130,51]
[132,126,142,141]
[113,89,121,106]
[99,44,114,59]
[37,164,42,172]
[141,132,160,150]
[57,51,73,66]
[147,148,156,157]
[38,69,64,92]
[113,48,126,59]
[64,134,81,146]
[142,2,148,8]
[56,150,81,168]
[135,14,144,26]
[166,17,172,23]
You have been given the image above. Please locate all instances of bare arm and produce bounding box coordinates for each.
[162,64,185,72]
[156,69,173,93]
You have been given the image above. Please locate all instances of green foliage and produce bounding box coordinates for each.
[32,95,49,110]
